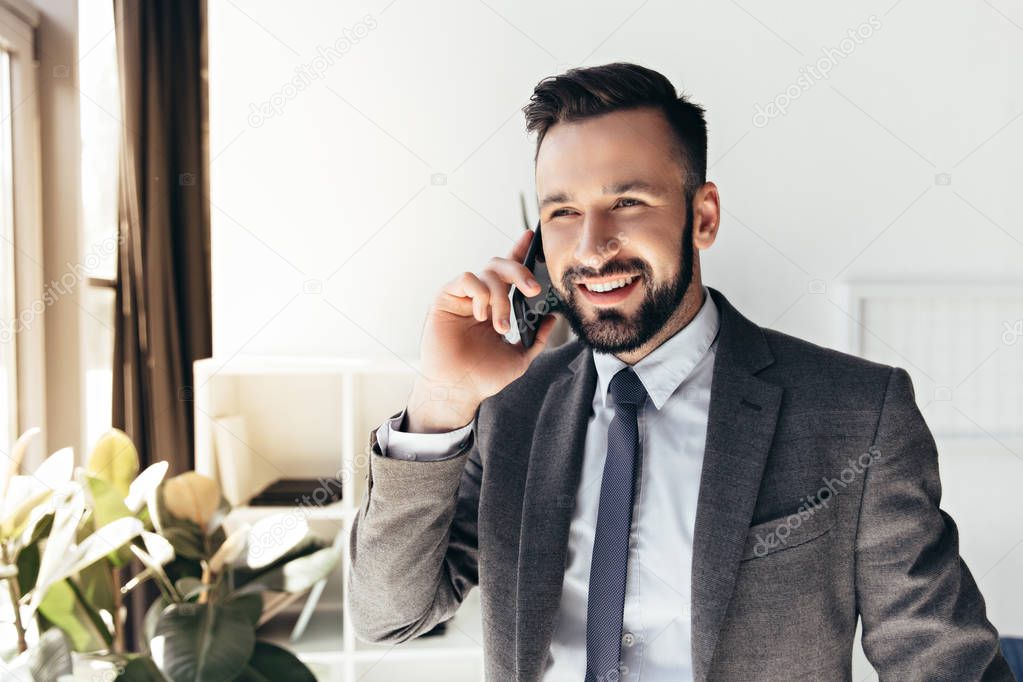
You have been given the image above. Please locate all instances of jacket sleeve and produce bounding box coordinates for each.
[346,406,482,643]
[855,366,1014,681]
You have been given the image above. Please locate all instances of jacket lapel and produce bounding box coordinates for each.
[515,341,596,680]
[690,286,782,680]
[512,286,782,681]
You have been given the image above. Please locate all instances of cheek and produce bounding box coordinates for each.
[541,235,571,279]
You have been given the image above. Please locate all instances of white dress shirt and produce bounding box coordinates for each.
[374,285,721,681]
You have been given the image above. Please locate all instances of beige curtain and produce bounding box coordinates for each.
[112,0,211,476]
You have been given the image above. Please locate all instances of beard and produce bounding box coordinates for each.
[555,198,695,354]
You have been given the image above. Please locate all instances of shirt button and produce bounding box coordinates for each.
[622,632,635,647]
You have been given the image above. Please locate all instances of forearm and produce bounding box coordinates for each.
[347,412,481,643]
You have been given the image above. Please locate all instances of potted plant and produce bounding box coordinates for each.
[0,428,341,681]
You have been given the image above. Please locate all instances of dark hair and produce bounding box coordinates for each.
[522,62,708,201]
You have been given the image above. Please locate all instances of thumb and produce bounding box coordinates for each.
[523,314,559,363]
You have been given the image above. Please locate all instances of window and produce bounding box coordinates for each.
[78,2,120,450]
[0,1,42,457]
[0,48,16,449]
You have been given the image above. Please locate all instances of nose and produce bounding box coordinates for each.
[573,213,619,272]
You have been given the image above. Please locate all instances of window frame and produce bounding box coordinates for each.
[0,0,45,463]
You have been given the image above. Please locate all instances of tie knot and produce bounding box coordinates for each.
[608,367,647,408]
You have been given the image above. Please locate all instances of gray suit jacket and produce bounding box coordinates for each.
[347,285,1013,681]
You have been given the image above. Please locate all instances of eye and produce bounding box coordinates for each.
[616,198,643,208]
[550,208,574,218]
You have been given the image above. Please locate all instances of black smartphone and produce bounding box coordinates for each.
[510,219,564,348]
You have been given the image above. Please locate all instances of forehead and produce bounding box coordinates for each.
[535,107,682,194]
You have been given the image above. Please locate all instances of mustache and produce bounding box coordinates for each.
[562,258,650,283]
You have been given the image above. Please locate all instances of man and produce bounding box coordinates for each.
[347,62,1012,681]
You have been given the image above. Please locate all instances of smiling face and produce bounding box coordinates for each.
[536,106,708,356]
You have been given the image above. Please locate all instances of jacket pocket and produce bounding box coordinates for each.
[741,502,836,561]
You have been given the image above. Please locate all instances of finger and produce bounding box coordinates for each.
[479,270,512,334]
[442,272,491,320]
[523,314,559,361]
[484,255,542,297]
[507,227,535,263]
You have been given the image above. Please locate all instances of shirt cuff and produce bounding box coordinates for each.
[374,407,474,461]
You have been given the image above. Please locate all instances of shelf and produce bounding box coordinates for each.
[257,587,484,664]
[191,354,459,681]
[194,354,419,377]
[227,502,355,523]
[223,503,354,546]
[353,588,485,659]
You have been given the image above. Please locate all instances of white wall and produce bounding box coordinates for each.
[208,0,1022,362]
[207,0,1023,674]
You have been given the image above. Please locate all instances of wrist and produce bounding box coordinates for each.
[404,379,480,434]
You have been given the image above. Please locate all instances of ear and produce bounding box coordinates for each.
[692,181,720,250]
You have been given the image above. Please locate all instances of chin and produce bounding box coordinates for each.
[573,313,647,353]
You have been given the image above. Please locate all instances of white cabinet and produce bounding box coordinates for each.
[193,355,485,682]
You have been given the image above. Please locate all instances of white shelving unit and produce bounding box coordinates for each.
[193,355,485,682]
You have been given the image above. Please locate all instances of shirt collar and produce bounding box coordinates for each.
[592,284,720,411]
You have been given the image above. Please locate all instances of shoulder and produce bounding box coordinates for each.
[757,325,901,418]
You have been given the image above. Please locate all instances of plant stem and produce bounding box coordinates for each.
[110,564,124,654]
[65,577,113,648]
[1,544,27,653]
[198,563,211,605]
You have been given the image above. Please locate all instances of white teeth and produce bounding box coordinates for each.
[584,276,635,293]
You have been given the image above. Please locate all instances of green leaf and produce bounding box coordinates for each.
[231,538,320,589]
[15,541,40,595]
[41,516,144,590]
[234,546,340,596]
[153,601,255,682]
[139,530,176,565]
[161,555,203,593]
[244,513,308,570]
[32,447,75,490]
[28,488,86,615]
[25,510,54,546]
[226,593,263,628]
[160,474,222,533]
[138,505,153,530]
[116,655,172,681]
[143,597,169,646]
[125,462,169,514]
[86,476,137,567]
[14,495,55,550]
[1,426,40,493]
[175,577,204,602]
[1,486,52,539]
[79,557,116,617]
[162,525,206,561]
[235,641,316,682]
[206,524,227,559]
[2,443,72,537]
[87,428,140,497]
[37,578,110,652]
[86,475,133,526]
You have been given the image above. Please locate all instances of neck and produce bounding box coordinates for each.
[614,278,705,365]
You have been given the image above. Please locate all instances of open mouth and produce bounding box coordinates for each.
[576,274,641,306]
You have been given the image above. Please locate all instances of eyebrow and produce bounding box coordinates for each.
[539,179,666,210]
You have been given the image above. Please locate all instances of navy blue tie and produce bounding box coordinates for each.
[586,366,648,682]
